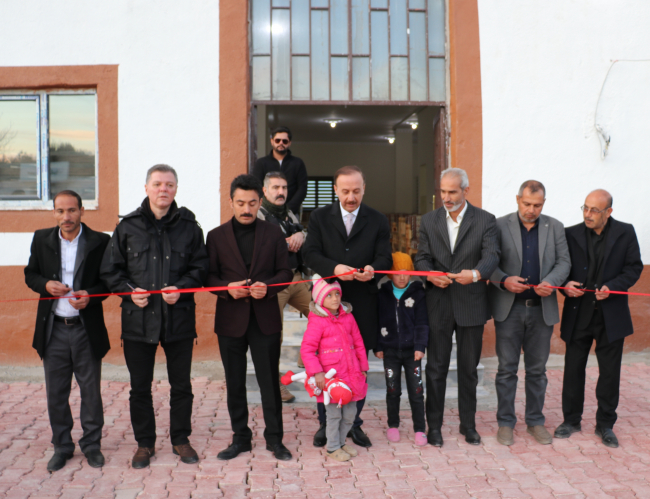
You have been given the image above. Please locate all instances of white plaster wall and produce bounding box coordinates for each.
[478,0,650,258]
[0,0,220,265]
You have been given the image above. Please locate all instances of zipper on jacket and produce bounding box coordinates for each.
[395,298,400,348]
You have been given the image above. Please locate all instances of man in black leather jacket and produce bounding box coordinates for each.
[101,164,208,468]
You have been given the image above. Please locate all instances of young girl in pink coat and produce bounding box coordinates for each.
[300,279,369,462]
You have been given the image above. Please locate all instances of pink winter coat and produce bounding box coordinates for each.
[300,301,370,403]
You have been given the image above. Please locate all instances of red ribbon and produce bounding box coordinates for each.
[8,269,648,303]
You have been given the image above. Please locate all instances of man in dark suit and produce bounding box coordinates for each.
[489,180,571,446]
[302,165,393,448]
[414,168,499,447]
[252,126,308,213]
[554,189,642,448]
[24,190,110,472]
[206,174,293,461]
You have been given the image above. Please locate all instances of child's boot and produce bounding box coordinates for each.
[327,448,351,462]
[387,428,400,442]
[341,444,358,457]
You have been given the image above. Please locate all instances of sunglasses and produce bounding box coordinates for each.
[274,138,290,145]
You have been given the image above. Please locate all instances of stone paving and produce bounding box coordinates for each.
[2,364,650,498]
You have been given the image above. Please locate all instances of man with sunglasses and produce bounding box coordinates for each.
[555,189,642,448]
[253,126,308,214]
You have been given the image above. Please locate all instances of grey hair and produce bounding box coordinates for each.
[440,168,469,190]
[264,171,287,188]
[146,164,178,184]
[518,180,546,198]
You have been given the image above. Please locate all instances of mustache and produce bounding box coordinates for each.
[241,213,253,217]
[276,195,285,200]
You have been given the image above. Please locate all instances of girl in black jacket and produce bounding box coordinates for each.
[375,252,429,446]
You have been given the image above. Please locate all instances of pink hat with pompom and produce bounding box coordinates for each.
[312,279,342,307]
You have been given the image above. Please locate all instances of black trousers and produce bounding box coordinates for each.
[43,321,103,455]
[123,337,194,448]
[383,349,426,433]
[317,349,369,428]
[218,313,283,445]
[426,296,484,430]
[562,313,624,429]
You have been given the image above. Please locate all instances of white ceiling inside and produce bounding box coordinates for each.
[261,104,440,143]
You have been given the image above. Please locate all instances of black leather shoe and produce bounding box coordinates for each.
[266,442,292,461]
[347,426,372,448]
[428,429,443,447]
[595,426,619,448]
[84,449,105,468]
[554,422,581,439]
[313,422,327,447]
[459,425,481,445]
[217,442,252,461]
[47,452,72,472]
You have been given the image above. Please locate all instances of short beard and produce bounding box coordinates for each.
[275,147,288,156]
[444,201,463,213]
[519,213,539,224]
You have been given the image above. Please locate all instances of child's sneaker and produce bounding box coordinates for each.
[387,428,400,442]
[414,432,428,446]
[341,444,358,457]
[327,448,351,462]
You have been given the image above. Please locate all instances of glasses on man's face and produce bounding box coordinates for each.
[274,138,290,145]
[581,205,607,215]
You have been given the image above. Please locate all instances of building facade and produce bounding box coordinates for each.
[0,0,648,365]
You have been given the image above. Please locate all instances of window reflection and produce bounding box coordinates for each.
[251,0,446,102]
[0,100,39,199]
[49,95,96,200]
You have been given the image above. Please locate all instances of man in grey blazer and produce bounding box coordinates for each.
[489,181,571,446]
[415,168,499,447]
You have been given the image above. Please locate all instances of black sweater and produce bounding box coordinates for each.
[232,217,256,271]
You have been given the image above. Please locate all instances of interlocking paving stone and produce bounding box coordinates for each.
[1,365,650,496]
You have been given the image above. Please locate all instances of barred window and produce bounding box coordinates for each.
[303,176,338,210]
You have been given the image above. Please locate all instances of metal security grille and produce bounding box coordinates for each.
[251,0,446,103]
[303,177,337,210]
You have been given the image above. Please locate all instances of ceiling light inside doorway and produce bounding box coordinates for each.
[385,136,395,144]
[324,119,342,128]
[410,122,418,130]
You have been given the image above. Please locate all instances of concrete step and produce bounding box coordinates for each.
[245,385,490,404]
[247,344,484,401]
[246,309,485,400]
[246,355,485,391]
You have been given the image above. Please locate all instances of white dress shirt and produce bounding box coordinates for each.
[340,203,360,235]
[54,225,82,317]
[445,201,468,254]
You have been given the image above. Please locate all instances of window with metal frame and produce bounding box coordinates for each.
[251,0,446,103]
[0,90,97,208]
[303,176,338,210]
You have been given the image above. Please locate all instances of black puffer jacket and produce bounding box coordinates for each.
[376,280,429,354]
[101,198,209,344]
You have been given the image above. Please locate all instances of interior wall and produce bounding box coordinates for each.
[395,128,415,213]
[289,142,397,215]
[417,107,439,214]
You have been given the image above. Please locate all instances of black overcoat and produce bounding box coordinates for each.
[301,202,392,350]
[560,218,643,344]
[24,223,111,360]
